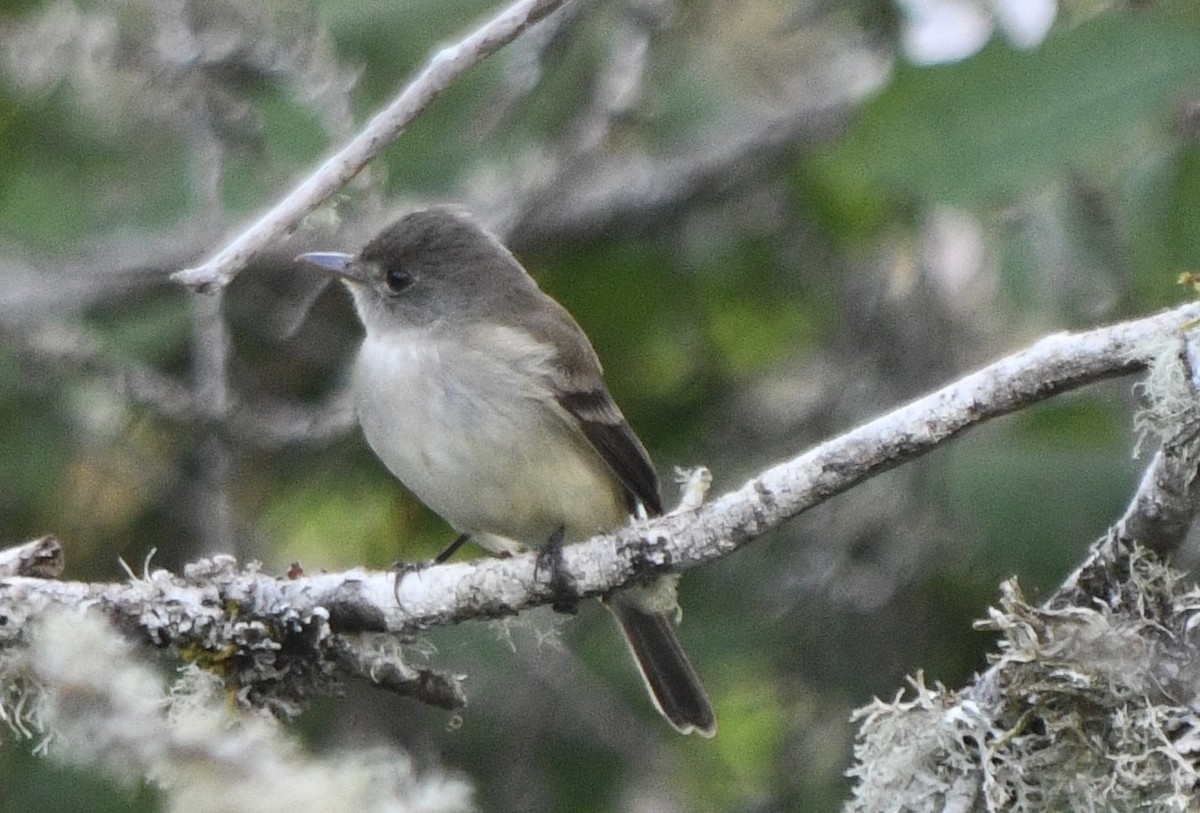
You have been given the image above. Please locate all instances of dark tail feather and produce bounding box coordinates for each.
[608,597,716,737]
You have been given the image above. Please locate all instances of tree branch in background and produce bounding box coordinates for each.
[3,320,356,449]
[500,92,850,249]
[171,0,570,293]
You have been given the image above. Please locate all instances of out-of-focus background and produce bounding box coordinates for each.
[1,0,1199,810]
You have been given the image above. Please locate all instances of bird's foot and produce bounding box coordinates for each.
[391,533,471,605]
[391,558,431,606]
[535,526,579,615]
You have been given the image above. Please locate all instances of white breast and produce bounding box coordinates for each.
[353,324,627,551]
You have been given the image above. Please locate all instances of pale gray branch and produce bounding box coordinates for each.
[171,0,570,292]
[846,324,1200,813]
[3,304,1198,719]
[675,302,1200,568]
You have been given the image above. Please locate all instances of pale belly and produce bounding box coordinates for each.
[354,332,628,552]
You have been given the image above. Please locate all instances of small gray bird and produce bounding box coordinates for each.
[298,206,715,736]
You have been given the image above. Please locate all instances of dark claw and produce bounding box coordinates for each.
[391,559,431,606]
[391,533,472,606]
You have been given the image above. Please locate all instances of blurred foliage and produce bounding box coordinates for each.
[812,7,1200,209]
[0,0,1198,810]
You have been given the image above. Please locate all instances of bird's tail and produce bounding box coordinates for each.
[608,595,716,737]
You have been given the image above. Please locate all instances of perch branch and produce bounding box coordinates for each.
[3,303,1197,642]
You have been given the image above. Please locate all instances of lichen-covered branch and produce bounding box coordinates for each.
[8,609,473,813]
[3,304,1199,729]
[1,555,467,718]
[845,327,1200,813]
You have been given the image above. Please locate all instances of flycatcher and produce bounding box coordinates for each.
[298,206,715,736]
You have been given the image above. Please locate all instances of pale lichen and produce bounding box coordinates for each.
[6,608,476,812]
[847,549,1200,812]
[1134,337,1200,464]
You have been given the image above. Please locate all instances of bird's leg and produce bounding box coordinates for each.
[391,532,470,574]
[392,533,472,605]
[535,525,579,615]
[434,533,471,564]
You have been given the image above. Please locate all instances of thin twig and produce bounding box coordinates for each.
[191,290,237,555]
[4,320,357,448]
[171,0,570,292]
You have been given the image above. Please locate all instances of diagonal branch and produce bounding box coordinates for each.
[666,302,1200,567]
[4,303,1197,644]
[845,323,1200,813]
[171,0,570,293]
[1052,330,1200,605]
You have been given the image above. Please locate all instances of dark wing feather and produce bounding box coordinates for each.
[510,284,663,517]
[556,388,663,517]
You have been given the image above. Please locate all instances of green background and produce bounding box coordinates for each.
[1,0,1198,810]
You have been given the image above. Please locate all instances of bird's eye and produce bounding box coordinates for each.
[384,267,413,293]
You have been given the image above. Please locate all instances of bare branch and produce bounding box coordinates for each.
[5,319,357,449]
[191,290,237,555]
[677,302,1200,565]
[171,0,571,293]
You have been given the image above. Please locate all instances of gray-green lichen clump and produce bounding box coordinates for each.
[846,548,1200,812]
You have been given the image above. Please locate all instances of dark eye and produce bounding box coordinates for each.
[384,267,413,293]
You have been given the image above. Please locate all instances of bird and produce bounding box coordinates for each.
[297,205,715,736]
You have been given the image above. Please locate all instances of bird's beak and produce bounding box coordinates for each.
[295,252,368,285]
